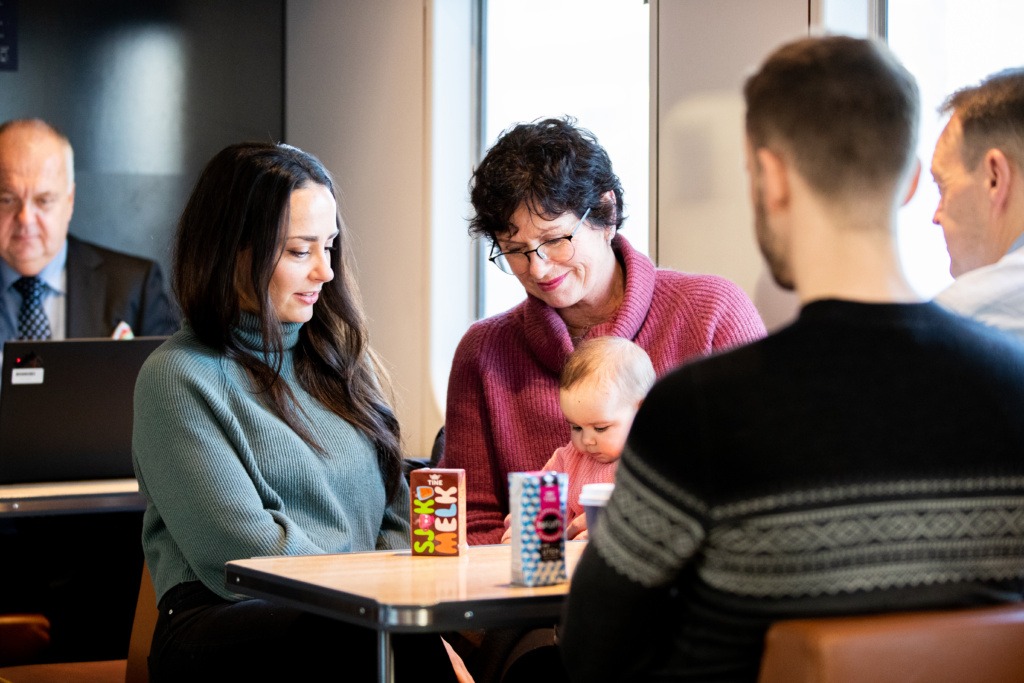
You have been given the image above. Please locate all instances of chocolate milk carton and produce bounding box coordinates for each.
[410,468,467,556]
[509,471,568,586]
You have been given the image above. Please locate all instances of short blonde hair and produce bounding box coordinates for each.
[560,336,656,404]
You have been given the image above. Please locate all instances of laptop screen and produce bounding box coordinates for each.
[0,337,167,484]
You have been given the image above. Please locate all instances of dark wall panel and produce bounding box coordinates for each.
[0,0,283,662]
[0,0,284,282]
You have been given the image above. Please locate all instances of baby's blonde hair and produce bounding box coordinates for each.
[560,336,656,404]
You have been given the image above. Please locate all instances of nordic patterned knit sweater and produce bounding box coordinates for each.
[132,316,410,605]
[542,442,617,526]
[560,300,1024,682]
[440,234,767,544]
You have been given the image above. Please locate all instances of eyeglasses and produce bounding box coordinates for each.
[488,208,592,276]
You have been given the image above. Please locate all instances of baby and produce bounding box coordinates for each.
[502,336,656,542]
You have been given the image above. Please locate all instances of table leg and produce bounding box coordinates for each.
[378,629,394,683]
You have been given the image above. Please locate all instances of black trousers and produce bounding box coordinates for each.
[150,580,459,682]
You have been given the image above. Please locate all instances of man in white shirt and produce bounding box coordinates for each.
[931,68,1024,341]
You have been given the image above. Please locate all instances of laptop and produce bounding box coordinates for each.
[0,336,168,484]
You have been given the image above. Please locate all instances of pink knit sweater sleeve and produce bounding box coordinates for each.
[440,326,509,544]
[442,313,571,545]
[636,270,767,377]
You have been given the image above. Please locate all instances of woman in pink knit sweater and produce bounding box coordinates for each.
[439,116,767,545]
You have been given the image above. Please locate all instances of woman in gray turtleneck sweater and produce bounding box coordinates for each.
[132,141,459,682]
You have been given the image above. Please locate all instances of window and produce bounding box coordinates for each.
[887,0,1024,296]
[820,0,1024,298]
[475,1,1024,319]
[480,0,650,318]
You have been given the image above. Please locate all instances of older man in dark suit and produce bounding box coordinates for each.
[0,118,177,665]
[0,118,177,342]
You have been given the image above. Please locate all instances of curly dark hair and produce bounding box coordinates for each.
[469,116,625,241]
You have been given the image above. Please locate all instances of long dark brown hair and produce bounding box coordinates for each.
[172,141,404,501]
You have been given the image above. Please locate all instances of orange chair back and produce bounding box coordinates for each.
[0,561,157,683]
[758,603,1024,683]
[125,562,157,683]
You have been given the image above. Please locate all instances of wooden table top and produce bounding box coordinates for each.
[226,540,587,632]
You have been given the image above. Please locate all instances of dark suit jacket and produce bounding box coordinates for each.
[65,236,179,338]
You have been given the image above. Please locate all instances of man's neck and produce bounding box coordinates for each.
[790,202,922,305]
[991,175,1024,260]
[1007,228,1024,255]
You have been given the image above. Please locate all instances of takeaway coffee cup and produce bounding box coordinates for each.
[579,483,615,532]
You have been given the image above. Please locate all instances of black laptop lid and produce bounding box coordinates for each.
[0,337,167,484]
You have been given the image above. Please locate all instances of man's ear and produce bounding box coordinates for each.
[984,148,1013,211]
[755,147,789,212]
[901,159,921,207]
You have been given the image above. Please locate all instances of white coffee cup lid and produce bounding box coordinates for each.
[579,482,615,505]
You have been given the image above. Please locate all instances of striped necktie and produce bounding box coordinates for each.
[13,276,52,341]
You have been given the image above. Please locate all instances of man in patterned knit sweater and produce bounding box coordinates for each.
[560,35,1024,683]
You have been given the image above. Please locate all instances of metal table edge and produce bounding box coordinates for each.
[224,564,568,633]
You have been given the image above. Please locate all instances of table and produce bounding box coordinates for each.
[0,477,144,516]
[225,540,587,682]
[0,477,146,660]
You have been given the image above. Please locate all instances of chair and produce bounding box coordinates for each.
[430,425,445,467]
[0,562,157,683]
[0,614,50,666]
[757,602,1024,683]
[401,425,446,481]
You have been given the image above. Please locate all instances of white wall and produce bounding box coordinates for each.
[286,0,474,458]
[427,0,477,452]
[652,0,808,331]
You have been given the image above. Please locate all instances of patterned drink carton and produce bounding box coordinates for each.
[410,468,467,556]
[509,471,568,586]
